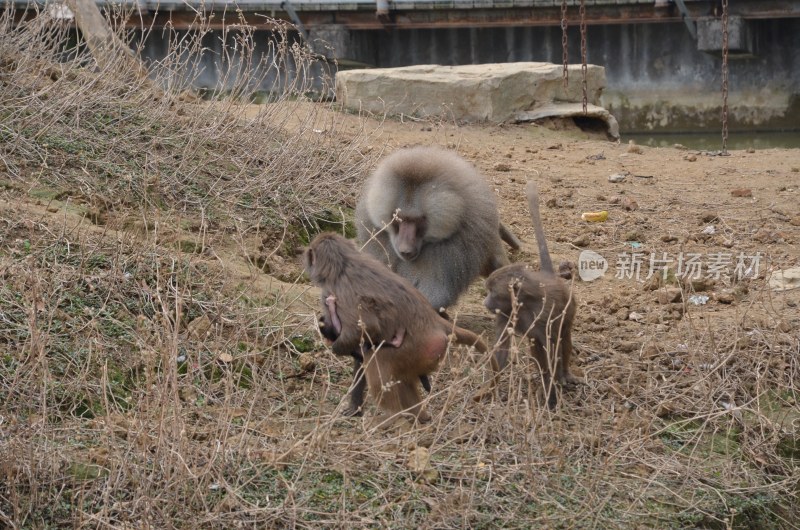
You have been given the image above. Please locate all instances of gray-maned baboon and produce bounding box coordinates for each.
[355,145,521,312]
[304,232,487,423]
[482,181,579,409]
[317,291,431,417]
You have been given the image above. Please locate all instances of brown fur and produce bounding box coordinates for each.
[482,181,579,409]
[304,232,487,422]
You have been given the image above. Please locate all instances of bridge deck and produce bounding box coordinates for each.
[10,0,798,28]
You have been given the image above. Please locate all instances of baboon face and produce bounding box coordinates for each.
[483,272,521,316]
[390,214,427,261]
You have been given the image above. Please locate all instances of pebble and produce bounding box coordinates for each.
[624,230,644,242]
[657,288,682,304]
[731,188,753,198]
[626,140,643,154]
[298,353,316,372]
[714,291,735,304]
[628,311,646,323]
[622,197,639,211]
[608,173,627,183]
[493,162,511,172]
[572,234,591,247]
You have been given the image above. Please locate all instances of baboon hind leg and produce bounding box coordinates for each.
[531,339,558,410]
[556,328,582,386]
[398,380,430,423]
[343,353,367,417]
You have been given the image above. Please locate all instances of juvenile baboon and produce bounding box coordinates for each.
[317,292,430,417]
[482,181,579,409]
[304,232,487,423]
[356,145,521,312]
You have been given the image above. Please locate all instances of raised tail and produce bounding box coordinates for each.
[525,180,554,275]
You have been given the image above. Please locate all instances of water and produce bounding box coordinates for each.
[623,131,800,151]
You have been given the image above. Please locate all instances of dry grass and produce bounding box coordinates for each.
[1,5,799,529]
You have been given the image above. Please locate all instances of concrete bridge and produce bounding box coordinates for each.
[10,0,800,132]
[15,0,797,30]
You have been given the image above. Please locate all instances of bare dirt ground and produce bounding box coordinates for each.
[271,102,800,338]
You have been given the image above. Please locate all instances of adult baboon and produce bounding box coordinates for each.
[356,145,521,312]
[482,181,579,409]
[304,232,487,423]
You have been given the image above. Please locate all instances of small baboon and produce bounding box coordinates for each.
[318,292,430,417]
[356,145,521,312]
[304,232,487,423]
[483,181,579,409]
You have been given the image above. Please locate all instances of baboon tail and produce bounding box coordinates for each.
[450,326,488,353]
[499,222,522,250]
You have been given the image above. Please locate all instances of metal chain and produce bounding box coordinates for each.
[561,0,568,89]
[721,0,730,155]
[580,0,588,114]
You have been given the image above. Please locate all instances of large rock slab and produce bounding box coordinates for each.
[336,62,618,137]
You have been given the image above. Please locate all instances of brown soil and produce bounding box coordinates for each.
[271,103,800,340]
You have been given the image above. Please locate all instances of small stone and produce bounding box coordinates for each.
[673,143,688,150]
[714,291,735,304]
[298,353,316,372]
[572,234,591,247]
[622,197,639,211]
[545,197,558,208]
[608,173,627,183]
[684,154,697,162]
[746,147,755,153]
[701,213,719,223]
[628,311,646,323]
[661,234,678,243]
[624,230,644,243]
[616,341,640,354]
[789,216,800,227]
[688,277,714,292]
[731,188,752,198]
[493,162,511,172]
[657,288,682,304]
[608,195,622,205]
[627,140,643,154]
